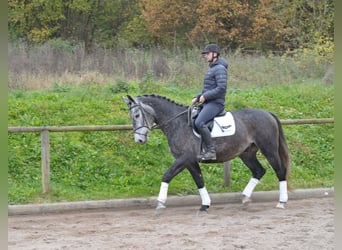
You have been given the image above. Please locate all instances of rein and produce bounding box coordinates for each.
[152,108,189,130]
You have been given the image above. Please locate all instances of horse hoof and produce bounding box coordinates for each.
[276,202,286,209]
[196,205,209,216]
[154,202,166,216]
[199,205,210,212]
[242,195,252,205]
[156,201,166,210]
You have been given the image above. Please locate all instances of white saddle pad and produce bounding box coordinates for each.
[211,112,236,137]
[192,112,236,138]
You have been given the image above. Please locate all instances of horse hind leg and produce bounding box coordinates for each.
[272,159,288,209]
[260,147,288,209]
[239,146,266,205]
[275,180,287,209]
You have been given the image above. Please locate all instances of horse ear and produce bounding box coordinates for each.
[123,95,136,105]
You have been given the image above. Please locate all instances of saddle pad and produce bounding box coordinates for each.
[211,112,236,138]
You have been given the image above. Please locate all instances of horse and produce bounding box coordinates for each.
[123,94,291,211]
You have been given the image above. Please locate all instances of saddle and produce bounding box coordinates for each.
[188,105,236,138]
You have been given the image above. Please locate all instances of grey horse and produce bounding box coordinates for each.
[123,94,291,211]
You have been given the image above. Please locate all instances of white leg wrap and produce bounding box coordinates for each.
[199,187,211,206]
[242,178,260,197]
[157,182,169,203]
[279,181,288,203]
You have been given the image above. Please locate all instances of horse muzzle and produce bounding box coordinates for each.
[134,127,149,144]
[135,134,147,144]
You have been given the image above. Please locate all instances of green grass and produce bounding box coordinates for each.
[8,82,334,204]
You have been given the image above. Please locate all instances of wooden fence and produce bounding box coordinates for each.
[8,118,334,193]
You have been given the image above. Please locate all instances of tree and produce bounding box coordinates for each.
[190,0,254,49]
[116,15,156,48]
[290,0,334,46]
[8,0,334,54]
[141,0,296,50]
[247,0,299,51]
[8,0,64,43]
[9,0,145,51]
[141,0,199,47]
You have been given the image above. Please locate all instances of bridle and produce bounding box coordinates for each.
[129,103,189,135]
[129,103,154,137]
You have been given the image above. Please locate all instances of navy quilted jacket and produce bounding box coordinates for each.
[196,57,228,105]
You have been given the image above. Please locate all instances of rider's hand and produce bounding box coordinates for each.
[199,95,206,103]
[192,97,198,104]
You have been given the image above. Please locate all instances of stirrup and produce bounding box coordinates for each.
[198,151,217,161]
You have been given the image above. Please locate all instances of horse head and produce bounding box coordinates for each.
[123,95,156,144]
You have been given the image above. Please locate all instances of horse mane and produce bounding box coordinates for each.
[137,94,188,108]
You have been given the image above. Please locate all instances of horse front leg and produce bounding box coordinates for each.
[156,158,187,210]
[156,182,168,209]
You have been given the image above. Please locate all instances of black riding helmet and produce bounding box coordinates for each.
[201,43,220,55]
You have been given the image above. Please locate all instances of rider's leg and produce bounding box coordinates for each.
[197,124,216,160]
[194,103,223,161]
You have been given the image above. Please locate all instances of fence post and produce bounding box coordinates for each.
[224,161,230,186]
[41,129,50,193]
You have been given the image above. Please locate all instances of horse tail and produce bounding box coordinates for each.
[270,112,291,188]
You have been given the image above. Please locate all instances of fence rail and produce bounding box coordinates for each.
[8,125,132,133]
[8,118,334,193]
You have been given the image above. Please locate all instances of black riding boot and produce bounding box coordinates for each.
[198,125,216,161]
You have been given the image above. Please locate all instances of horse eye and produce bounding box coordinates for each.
[134,114,140,119]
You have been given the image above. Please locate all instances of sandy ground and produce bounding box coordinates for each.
[8,196,334,250]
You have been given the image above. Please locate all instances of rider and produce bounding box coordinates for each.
[192,43,228,161]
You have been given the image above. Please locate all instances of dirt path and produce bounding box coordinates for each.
[8,197,334,250]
